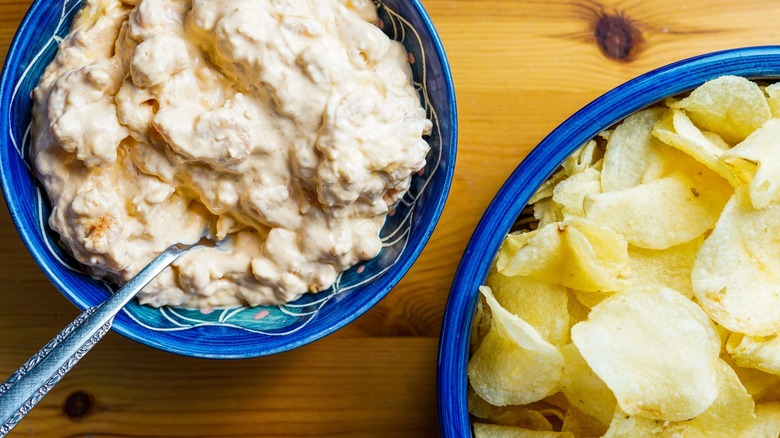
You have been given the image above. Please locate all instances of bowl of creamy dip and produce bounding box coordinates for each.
[0,0,456,358]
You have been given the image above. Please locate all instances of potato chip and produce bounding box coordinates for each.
[468,388,554,431]
[571,290,609,309]
[668,75,772,144]
[561,406,608,438]
[626,236,703,298]
[474,424,574,438]
[571,287,720,421]
[552,167,601,219]
[668,359,754,436]
[727,332,780,375]
[566,290,591,328]
[602,359,753,437]
[559,343,616,425]
[561,140,600,177]
[531,144,604,225]
[765,83,780,118]
[740,402,780,437]
[601,108,667,192]
[468,286,564,406]
[534,198,565,229]
[715,323,732,350]
[651,130,736,193]
[584,170,728,250]
[652,109,740,185]
[663,137,735,212]
[535,405,566,425]
[721,351,780,400]
[693,187,780,336]
[470,294,491,355]
[496,219,629,292]
[741,369,780,401]
[486,271,569,346]
[544,392,571,412]
[474,424,575,438]
[601,409,660,438]
[758,382,780,403]
[721,118,780,209]
[530,169,569,204]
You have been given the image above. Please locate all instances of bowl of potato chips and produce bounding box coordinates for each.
[438,46,780,437]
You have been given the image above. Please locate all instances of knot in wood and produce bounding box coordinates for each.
[595,12,641,61]
[64,390,94,421]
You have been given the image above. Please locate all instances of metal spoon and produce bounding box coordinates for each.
[0,238,215,436]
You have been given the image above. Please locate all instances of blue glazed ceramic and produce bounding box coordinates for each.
[0,0,456,358]
[437,46,780,436]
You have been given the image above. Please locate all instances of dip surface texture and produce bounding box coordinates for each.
[31,0,431,307]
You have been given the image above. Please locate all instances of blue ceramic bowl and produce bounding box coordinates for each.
[0,0,456,358]
[437,46,780,436]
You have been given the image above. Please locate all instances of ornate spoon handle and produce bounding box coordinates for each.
[0,241,198,436]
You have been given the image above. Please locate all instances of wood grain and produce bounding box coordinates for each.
[3,0,780,435]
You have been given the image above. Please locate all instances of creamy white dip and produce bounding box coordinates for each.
[32,0,431,307]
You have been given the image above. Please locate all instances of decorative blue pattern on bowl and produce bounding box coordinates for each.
[436,46,780,437]
[0,0,457,358]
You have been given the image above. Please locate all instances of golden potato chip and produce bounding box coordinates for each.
[765,83,780,118]
[757,382,780,404]
[468,388,554,431]
[668,359,754,435]
[535,406,566,424]
[652,109,740,185]
[602,359,753,437]
[721,118,780,209]
[470,294,491,355]
[668,75,772,144]
[530,169,569,204]
[626,236,703,299]
[473,424,575,438]
[740,402,780,437]
[727,332,780,375]
[561,139,600,177]
[544,392,570,412]
[496,219,629,292]
[741,369,780,401]
[693,187,780,336]
[498,228,535,256]
[583,171,728,250]
[722,351,780,400]
[486,272,569,346]
[571,287,720,421]
[571,289,609,309]
[566,290,591,328]
[601,108,667,192]
[552,167,601,219]
[559,343,616,425]
[533,198,565,229]
[530,144,604,225]
[468,286,564,406]
[715,323,732,350]
[600,408,659,438]
[561,406,609,438]
[652,131,736,193]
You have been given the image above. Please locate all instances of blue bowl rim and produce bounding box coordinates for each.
[0,0,458,359]
[436,45,780,436]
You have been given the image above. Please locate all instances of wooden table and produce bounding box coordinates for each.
[2,0,780,436]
